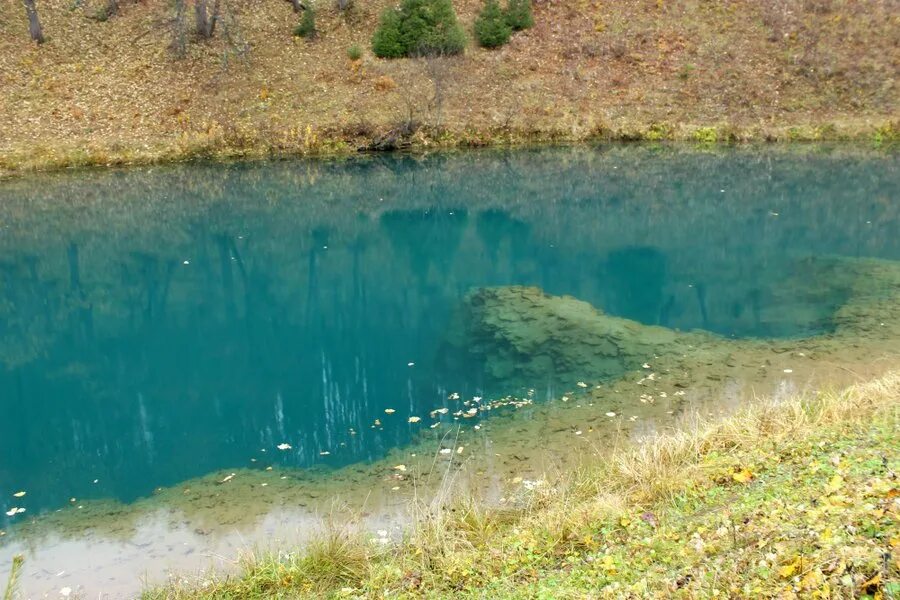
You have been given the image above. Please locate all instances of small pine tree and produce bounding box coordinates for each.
[416,0,467,56]
[504,0,533,31]
[294,7,317,39]
[372,8,406,57]
[372,0,466,58]
[474,0,512,48]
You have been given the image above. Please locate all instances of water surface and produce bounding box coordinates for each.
[0,146,898,595]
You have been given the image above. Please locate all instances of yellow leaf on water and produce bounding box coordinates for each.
[732,468,754,483]
[12,491,25,498]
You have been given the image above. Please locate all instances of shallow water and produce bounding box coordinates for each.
[0,146,898,596]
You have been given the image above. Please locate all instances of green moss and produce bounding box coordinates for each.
[644,122,673,141]
[693,126,718,144]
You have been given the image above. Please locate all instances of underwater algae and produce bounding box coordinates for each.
[5,254,899,547]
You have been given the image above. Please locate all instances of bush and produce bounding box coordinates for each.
[294,7,316,39]
[504,0,533,30]
[372,8,405,57]
[474,0,512,48]
[372,0,466,58]
[347,44,363,60]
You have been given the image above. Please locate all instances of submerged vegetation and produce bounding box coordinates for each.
[146,373,900,598]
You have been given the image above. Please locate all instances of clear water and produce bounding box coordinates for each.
[0,147,897,525]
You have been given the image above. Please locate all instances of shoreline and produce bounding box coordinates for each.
[1,119,897,180]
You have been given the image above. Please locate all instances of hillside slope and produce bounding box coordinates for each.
[0,0,898,171]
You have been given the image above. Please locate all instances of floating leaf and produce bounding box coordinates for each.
[276,443,292,450]
[12,491,25,498]
[408,416,421,423]
[384,409,396,414]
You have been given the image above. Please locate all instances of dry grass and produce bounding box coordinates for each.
[0,0,898,174]
[146,371,900,599]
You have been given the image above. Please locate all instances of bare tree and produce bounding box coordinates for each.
[285,0,306,12]
[195,0,221,38]
[172,0,188,57]
[22,0,45,44]
[422,52,455,129]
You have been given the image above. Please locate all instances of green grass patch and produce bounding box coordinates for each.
[145,374,900,599]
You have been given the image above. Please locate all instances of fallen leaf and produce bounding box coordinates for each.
[276,443,292,451]
[732,468,754,484]
[826,474,844,493]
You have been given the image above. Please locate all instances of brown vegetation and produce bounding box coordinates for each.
[0,0,897,174]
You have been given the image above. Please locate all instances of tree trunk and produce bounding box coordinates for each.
[286,0,305,12]
[195,0,221,38]
[22,0,45,44]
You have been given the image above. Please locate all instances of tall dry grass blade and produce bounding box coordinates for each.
[2,555,24,600]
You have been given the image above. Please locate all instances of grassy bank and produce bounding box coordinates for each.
[1,0,898,175]
[146,373,900,599]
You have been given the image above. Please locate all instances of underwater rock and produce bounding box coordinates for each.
[442,286,713,387]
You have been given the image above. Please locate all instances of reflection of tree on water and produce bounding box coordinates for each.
[0,148,897,524]
[603,246,668,327]
[380,208,468,285]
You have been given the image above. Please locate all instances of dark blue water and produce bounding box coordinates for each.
[0,147,897,523]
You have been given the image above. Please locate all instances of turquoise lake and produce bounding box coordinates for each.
[0,146,898,535]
